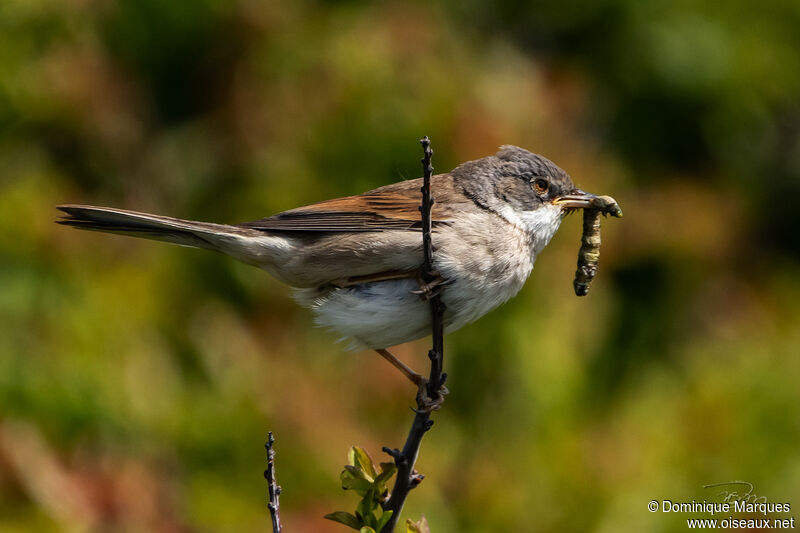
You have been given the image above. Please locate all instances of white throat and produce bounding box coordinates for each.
[496,203,564,257]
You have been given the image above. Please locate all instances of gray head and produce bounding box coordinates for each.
[451,145,596,216]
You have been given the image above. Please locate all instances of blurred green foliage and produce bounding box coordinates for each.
[1,0,798,531]
[324,446,396,531]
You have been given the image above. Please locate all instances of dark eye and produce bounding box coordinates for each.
[533,178,549,193]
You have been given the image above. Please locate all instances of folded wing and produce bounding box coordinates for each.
[238,177,453,233]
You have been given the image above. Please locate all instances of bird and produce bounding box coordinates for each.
[57,145,617,386]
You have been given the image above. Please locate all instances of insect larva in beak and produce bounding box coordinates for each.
[573,208,603,296]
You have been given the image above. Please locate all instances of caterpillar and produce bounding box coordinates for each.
[573,195,622,296]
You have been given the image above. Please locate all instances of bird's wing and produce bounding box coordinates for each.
[239,177,453,233]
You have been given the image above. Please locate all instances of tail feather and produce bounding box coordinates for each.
[56,204,251,250]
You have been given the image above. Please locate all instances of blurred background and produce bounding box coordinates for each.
[1,0,799,531]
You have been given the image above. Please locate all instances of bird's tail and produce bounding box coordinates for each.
[56,204,257,252]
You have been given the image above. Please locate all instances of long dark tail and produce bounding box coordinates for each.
[56,204,254,251]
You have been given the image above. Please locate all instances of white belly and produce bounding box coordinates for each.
[294,272,533,350]
[294,279,431,349]
[292,228,540,350]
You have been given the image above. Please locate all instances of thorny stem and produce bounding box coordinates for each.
[419,137,446,403]
[380,136,447,532]
[265,432,283,533]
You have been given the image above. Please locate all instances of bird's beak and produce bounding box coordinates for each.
[553,189,623,217]
[553,189,597,209]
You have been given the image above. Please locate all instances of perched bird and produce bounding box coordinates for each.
[58,145,612,384]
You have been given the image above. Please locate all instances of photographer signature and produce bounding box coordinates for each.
[703,481,767,504]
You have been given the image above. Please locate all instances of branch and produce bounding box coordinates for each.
[419,137,446,403]
[264,432,283,533]
[380,136,447,533]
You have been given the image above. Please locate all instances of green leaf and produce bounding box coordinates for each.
[341,467,373,494]
[342,476,372,494]
[375,510,394,532]
[324,511,363,530]
[359,528,377,533]
[355,487,379,522]
[349,446,378,480]
[373,462,397,490]
[343,464,370,481]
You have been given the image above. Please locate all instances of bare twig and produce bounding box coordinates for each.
[264,432,283,533]
[419,137,447,403]
[380,136,447,533]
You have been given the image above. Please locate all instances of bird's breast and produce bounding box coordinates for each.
[433,211,537,329]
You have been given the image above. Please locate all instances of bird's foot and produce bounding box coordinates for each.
[414,376,449,412]
[411,270,446,300]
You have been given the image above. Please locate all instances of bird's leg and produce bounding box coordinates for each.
[411,269,446,300]
[375,348,425,386]
[374,349,449,412]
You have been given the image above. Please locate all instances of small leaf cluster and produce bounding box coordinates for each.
[405,516,431,533]
[324,446,397,532]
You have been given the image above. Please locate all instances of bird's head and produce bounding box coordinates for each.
[452,145,621,250]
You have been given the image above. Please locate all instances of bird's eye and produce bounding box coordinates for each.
[533,178,549,193]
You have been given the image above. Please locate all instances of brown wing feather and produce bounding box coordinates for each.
[239,176,454,233]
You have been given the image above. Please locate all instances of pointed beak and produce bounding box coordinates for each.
[553,189,597,209]
[553,189,623,217]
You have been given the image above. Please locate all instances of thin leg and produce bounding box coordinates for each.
[376,348,449,412]
[411,270,446,300]
[375,349,425,386]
